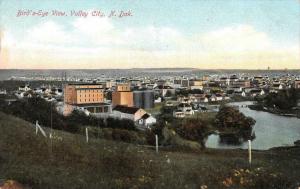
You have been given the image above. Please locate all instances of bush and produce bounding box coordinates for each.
[175,118,208,148]
[111,129,138,143]
[0,97,137,134]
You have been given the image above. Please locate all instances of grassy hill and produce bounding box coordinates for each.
[0,111,299,189]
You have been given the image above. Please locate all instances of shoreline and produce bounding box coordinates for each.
[248,104,300,118]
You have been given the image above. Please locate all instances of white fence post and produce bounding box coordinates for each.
[35,120,38,135]
[86,127,89,143]
[35,120,47,138]
[248,140,252,165]
[155,134,158,153]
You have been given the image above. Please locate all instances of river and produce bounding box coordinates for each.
[205,101,300,150]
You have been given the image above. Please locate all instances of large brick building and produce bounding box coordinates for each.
[63,84,107,115]
[64,84,104,104]
[112,83,134,107]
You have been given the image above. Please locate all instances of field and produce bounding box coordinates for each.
[0,111,300,189]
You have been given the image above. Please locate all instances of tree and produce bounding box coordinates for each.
[215,106,256,143]
[176,118,209,148]
[264,88,300,110]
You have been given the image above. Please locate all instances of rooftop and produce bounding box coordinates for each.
[113,105,140,114]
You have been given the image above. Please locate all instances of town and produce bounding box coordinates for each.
[1,71,299,123]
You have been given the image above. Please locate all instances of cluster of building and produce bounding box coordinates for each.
[170,74,300,117]
[62,83,157,129]
[6,72,300,123]
[15,85,63,101]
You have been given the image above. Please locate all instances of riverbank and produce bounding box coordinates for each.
[248,104,300,118]
[1,111,300,189]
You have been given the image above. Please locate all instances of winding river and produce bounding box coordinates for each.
[205,101,300,150]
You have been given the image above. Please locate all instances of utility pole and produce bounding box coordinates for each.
[50,101,53,156]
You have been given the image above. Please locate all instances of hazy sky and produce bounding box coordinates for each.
[0,0,299,69]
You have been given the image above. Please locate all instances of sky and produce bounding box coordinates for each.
[0,0,299,69]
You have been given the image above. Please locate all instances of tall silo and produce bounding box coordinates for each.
[133,90,154,109]
[143,90,154,109]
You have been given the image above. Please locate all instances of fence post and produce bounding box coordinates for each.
[155,134,158,153]
[86,127,89,143]
[248,140,252,165]
[35,120,38,135]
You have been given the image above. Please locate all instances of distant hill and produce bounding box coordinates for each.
[0,68,299,81]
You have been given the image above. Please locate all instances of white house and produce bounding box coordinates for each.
[272,83,283,90]
[173,110,185,118]
[33,88,43,94]
[249,89,265,97]
[15,92,24,99]
[0,89,7,95]
[137,113,157,128]
[154,97,162,103]
[112,105,156,128]
[209,94,224,101]
[174,103,194,118]
[19,85,31,92]
[154,85,175,97]
[112,105,147,122]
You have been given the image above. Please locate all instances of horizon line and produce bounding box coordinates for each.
[1,68,299,71]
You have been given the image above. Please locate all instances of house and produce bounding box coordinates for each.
[173,110,185,118]
[154,85,175,97]
[45,96,56,102]
[33,88,43,94]
[189,94,208,103]
[209,94,224,101]
[173,103,194,118]
[177,96,191,104]
[137,113,157,128]
[215,94,224,101]
[112,105,156,127]
[272,83,283,90]
[19,85,31,92]
[154,97,162,103]
[189,80,204,90]
[200,97,209,103]
[112,105,146,121]
[15,92,24,99]
[0,89,7,95]
[249,89,265,97]
[234,91,246,97]
[41,87,51,94]
[165,101,174,106]
[51,88,63,96]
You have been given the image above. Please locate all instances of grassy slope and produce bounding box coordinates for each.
[0,111,299,189]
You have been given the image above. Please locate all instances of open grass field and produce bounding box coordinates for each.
[0,111,299,189]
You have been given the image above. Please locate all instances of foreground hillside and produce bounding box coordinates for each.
[0,112,299,189]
